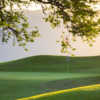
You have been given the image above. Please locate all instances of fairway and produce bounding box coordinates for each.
[0,55,100,100]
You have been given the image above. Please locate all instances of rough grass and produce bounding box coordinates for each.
[0,55,100,100]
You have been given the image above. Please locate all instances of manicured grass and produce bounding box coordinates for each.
[0,55,100,73]
[29,84,100,100]
[0,55,100,100]
[0,72,100,100]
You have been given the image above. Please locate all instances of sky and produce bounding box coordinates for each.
[0,3,100,62]
[0,10,62,62]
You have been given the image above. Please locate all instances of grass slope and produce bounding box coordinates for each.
[28,84,100,100]
[0,55,100,73]
[0,55,100,100]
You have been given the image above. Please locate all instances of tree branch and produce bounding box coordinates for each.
[36,0,66,9]
[7,27,20,36]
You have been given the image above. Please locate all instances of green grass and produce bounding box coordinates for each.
[33,85,100,100]
[0,55,100,100]
[0,55,100,73]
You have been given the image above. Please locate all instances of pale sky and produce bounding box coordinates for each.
[6,2,41,11]
[0,3,100,62]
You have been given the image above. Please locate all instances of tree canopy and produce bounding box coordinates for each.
[0,0,100,53]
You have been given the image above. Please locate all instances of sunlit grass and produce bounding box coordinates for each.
[19,84,100,100]
[0,72,99,80]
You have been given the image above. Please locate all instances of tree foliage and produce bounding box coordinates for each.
[0,0,100,53]
[0,0,40,50]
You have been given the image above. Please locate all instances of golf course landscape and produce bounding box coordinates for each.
[1,0,100,100]
[0,55,100,100]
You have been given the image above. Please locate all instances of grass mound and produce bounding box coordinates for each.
[0,55,100,73]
